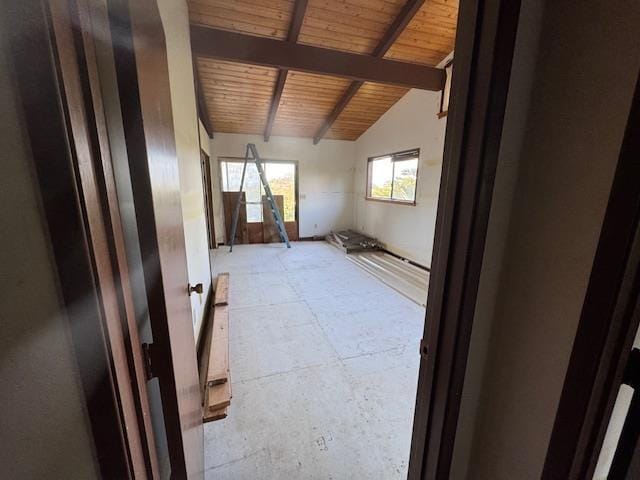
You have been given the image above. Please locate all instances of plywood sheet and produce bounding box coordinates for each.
[223,191,248,244]
[262,195,285,243]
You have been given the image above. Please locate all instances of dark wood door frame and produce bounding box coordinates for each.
[408,0,522,478]
[108,0,205,477]
[542,72,640,480]
[3,0,155,477]
[201,150,217,249]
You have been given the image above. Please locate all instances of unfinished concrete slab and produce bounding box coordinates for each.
[206,241,426,479]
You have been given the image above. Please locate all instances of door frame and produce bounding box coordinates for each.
[408,0,522,478]
[4,0,158,477]
[542,72,640,480]
[201,150,217,249]
[108,0,205,476]
[218,156,300,243]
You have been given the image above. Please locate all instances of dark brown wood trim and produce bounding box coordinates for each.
[542,71,640,480]
[313,81,363,145]
[201,150,217,249]
[408,0,522,478]
[4,0,131,477]
[263,0,308,142]
[264,70,288,142]
[189,25,444,91]
[313,0,426,144]
[108,0,204,476]
[71,0,162,475]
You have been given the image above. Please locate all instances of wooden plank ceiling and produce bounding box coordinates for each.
[189,0,458,141]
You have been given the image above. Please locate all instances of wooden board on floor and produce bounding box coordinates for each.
[207,305,229,386]
[203,406,227,423]
[207,375,232,411]
[214,273,229,306]
[262,194,284,243]
[223,191,248,245]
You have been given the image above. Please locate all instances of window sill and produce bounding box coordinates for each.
[365,197,416,206]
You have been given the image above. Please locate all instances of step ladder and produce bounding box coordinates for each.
[229,144,291,252]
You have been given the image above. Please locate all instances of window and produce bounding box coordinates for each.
[220,159,296,222]
[366,149,419,204]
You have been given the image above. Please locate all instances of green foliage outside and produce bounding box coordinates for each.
[371,165,417,201]
[267,174,295,221]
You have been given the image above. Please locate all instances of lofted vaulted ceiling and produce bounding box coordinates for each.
[188,0,459,142]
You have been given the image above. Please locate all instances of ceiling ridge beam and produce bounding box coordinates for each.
[264,0,309,142]
[313,0,427,144]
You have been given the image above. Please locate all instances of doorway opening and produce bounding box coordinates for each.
[219,157,300,244]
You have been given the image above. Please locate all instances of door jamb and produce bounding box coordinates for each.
[408,0,522,478]
[201,150,217,249]
[4,0,136,477]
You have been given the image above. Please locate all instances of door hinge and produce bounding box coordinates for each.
[420,338,429,359]
[142,343,158,381]
[622,348,640,389]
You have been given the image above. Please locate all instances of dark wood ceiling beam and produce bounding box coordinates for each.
[313,0,426,144]
[264,0,309,142]
[190,25,444,91]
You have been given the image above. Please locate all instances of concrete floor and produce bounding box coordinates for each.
[206,241,426,479]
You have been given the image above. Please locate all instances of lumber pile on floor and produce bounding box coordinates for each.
[199,273,232,423]
[325,229,380,253]
[347,252,429,307]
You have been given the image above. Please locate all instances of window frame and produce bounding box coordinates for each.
[365,148,420,206]
[218,157,299,224]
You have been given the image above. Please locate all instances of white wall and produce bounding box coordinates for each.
[199,120,210,156]
[209,133,356,243]
[453,1,640,479]
[158,0,210,337]
[353,89,447,266]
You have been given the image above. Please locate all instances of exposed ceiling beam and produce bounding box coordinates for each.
[193,61,213,138]
[313,0,426,144]
[190,26,444,90]
[264,0,308,142]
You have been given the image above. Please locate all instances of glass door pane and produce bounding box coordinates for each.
[265,163,296,221]
[391,158,418,201]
